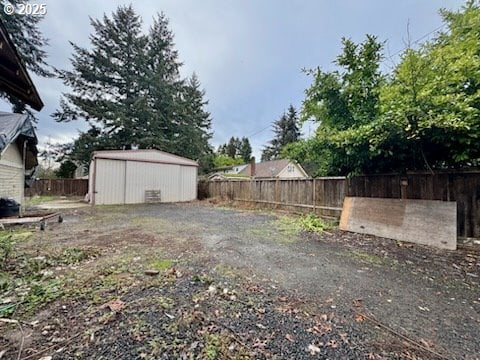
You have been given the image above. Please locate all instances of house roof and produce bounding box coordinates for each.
[0,112,38,169]
[0,19,44,111]
[239,159,306,178]
[92,149,198,167]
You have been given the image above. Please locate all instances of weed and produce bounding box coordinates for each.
[149,259,173,271]
[349,250,387,266]
[203,334,220,360]
[24,195,58,207]
[193,273,213,285]
[0,303,16,316]
[297,214,334,233]
[277,214,334,235]
[23,279,64,313]
[0,232,14,270]
[61,248,91,264]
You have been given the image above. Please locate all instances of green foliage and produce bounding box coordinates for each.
[55,160,77,178]
[287,3,480,175]
[262,105,301,161]
[61,248,91,264]
[149,259,173,271]
[213,154,244,168]
[54,6,212,168]
[239,137,252,163]
[277,214,334,234]
[203,334,220,360]
[0,233,14,270]
[297,214,334,233]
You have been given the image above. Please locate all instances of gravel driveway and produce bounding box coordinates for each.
[2,201,479,359]
[129,202,479,358]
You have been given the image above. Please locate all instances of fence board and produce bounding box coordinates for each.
[348,172,480,238]
[25,179,88,197]
[208,178,345,219]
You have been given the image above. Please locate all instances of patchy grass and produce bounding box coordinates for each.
[149,259,174,271]
[348,250,390,266]
[24,195,59,207]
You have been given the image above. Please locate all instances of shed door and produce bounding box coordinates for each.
[94,159,126,205]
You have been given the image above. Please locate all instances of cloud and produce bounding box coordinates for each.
[3,0,464,159]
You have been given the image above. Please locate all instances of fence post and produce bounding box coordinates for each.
[312,178,316,214]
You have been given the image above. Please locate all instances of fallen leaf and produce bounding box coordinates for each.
[307,344,321,355]
[285,334,294,342]
[101,299,125,312]
[355,313,365,322]
[256,323,267,329]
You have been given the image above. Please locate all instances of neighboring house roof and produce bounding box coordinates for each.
[228,164,248,174]
[0,19,44,111]
[208,173,227,181]
[0,112,38,170]
[92,149,198,167]
[239,159,308,178]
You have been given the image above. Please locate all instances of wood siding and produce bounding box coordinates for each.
[0,143,24,204]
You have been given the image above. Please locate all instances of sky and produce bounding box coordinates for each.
[0,0,465,160]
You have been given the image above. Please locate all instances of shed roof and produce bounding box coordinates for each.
[92,149,198,167]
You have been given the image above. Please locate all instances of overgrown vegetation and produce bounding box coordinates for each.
[278,214,335,235]
[0,230,98,317]
[285,2,480,175]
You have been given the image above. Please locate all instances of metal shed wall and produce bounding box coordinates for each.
[92,158,197,205]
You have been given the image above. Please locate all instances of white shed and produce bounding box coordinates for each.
[88,150,198,205]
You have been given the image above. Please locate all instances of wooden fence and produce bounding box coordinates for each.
[207,171,480,238]
[348,172,480,239]
[207,178,347,219]
[25,179,89,197]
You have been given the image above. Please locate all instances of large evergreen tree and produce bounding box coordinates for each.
[261,105,301,161]
[54,6,213,168]
[0,0,52,113]
[54,5,148,144]
[239,137,252,163]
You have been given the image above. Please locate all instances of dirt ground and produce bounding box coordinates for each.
[1,201,479,359]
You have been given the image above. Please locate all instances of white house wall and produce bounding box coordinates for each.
[277,163,308,178]
[0,143,24,204]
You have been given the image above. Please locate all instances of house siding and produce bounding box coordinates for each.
[277,163,308,178]
[0,143,24,204]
